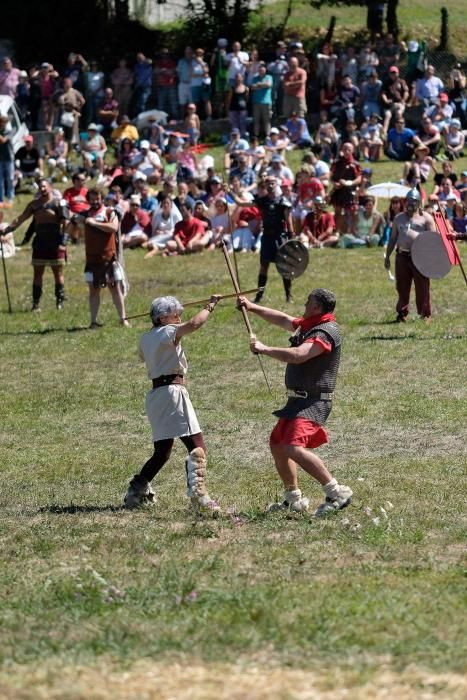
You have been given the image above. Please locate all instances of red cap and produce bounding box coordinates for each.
[24,135,33,142]
[439,93,449,102]
[389,66,399,74]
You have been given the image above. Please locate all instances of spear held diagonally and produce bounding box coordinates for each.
[221,240,272,394]
[123,287,265,321]
[0,236,13,313]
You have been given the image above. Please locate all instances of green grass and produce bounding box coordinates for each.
[0,156,466,697]
[253,0,467,58]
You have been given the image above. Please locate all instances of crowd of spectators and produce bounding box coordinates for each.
[1,37,466,245]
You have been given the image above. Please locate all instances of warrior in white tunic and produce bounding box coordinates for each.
[124,294,221,513]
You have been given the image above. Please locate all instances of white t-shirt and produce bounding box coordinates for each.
[139,325,187,379]
[227,52,249,81]
[151,206,182,235]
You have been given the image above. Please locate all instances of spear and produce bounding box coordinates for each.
[123,287,264,321]
[221,241,272,394]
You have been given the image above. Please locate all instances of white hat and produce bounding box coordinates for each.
[140,139,150,149]
[270,127,279,134]
[217,38,228,48]
[408,40,419,52]
[129,194,141,205]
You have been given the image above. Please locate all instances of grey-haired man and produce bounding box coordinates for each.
[124,295,221,513]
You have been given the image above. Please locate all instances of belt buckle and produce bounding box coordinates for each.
[287,388,308,399]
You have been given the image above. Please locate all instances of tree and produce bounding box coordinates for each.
[186,0,255,45]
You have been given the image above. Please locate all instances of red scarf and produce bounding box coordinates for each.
[292,312,336,332]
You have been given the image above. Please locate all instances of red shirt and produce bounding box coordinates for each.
[121,208,151,235]
[303,211,335,238]
[63,186,89,214]
[298,179,324,202]
[174,216,205,245]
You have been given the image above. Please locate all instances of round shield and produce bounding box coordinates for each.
[411,230,452,279]
[275,240,309,280]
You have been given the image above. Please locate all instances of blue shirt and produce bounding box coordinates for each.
[251,74,273,105]
[134,62,153,89]
[387,127,415,154]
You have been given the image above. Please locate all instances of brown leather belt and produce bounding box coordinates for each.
[152,374,185,389]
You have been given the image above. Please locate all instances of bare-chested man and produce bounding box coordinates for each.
[384,188,436,322]
[4,178,69,310]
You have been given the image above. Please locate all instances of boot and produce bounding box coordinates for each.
[55,283,65,310]
[123,474,156,507]
[185,448,220,515]
[32,284,42,312]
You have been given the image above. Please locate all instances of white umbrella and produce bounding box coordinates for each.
[367,182,411,199]
[135,109,168,129]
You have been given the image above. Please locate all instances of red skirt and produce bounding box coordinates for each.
[269,417,329,448]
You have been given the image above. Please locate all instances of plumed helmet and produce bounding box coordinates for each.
[406,188,421,202]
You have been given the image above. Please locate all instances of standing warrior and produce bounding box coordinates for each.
[4,178,69,311]
[238,288,352,516]
[384,188,436,322]
[254,175,295,304]
[81,189,130,329]
[124,295,221,513]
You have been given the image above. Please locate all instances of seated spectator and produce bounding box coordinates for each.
[357,43,379,82]
[46,127,69,182]
[106,185,129,217]
[192,200,212,236]
[133,139,162,182]
[266,153,293,183]
[382,195,404,246]
[117,138,139,167]
[15,134,43,188]
[176,140,198,181]
[173,181,195,212]
[293,164,324,231]
[437,178,461,203]
[109,163,136,198]
[339,195,383,248]
[229,154,256,191]
[285,111,313,149]
[403,144,432,186]
[246,136,266,172]
[314,111,339,162]
[426,92,453,133]
[341,120,360,155]
[381,65,409,133]
[141,116,165,152]
[165,201,210,255]
[300,195,338,248]
[451,200,467,234]
[144,196,182,257]
[224,128,249,171]
[183,103,201,145]
[444,119,465,160]
[433,160,458,191]
[456,170,467,200]
[264,127,288,157]
[360,71,383,119]
[417,116,441,158]
[359,113,384,161]
[208,198,233,249]
[334,74,360,128]
[111,114,139,146]
[164,132,183,166]
[302,151,330,187]
[414,65,444,108]
[385,117,417,161]
[97,87,119,139]
[139,184,158,214]
[81,124,107,176]
[121,194,152,248]
[63,172,88,243]
[231,202,261,251]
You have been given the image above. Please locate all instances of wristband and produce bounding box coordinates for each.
[204,303,215,313]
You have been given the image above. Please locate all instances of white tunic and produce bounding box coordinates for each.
[139,325,201,441]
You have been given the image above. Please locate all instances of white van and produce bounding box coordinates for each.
[0,95,29,153]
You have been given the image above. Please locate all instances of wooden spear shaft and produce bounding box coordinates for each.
[123,287,264,321]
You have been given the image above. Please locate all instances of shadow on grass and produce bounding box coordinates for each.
[360,334,464,341]
[39,503,127,514]
[0,325,90,336]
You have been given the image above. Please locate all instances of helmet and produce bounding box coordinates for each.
[406,188,421,202]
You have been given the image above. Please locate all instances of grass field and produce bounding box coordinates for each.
[254,1,467,59]
[0,141,466,698]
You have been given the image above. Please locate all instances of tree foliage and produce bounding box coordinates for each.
[185,0,255,46]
